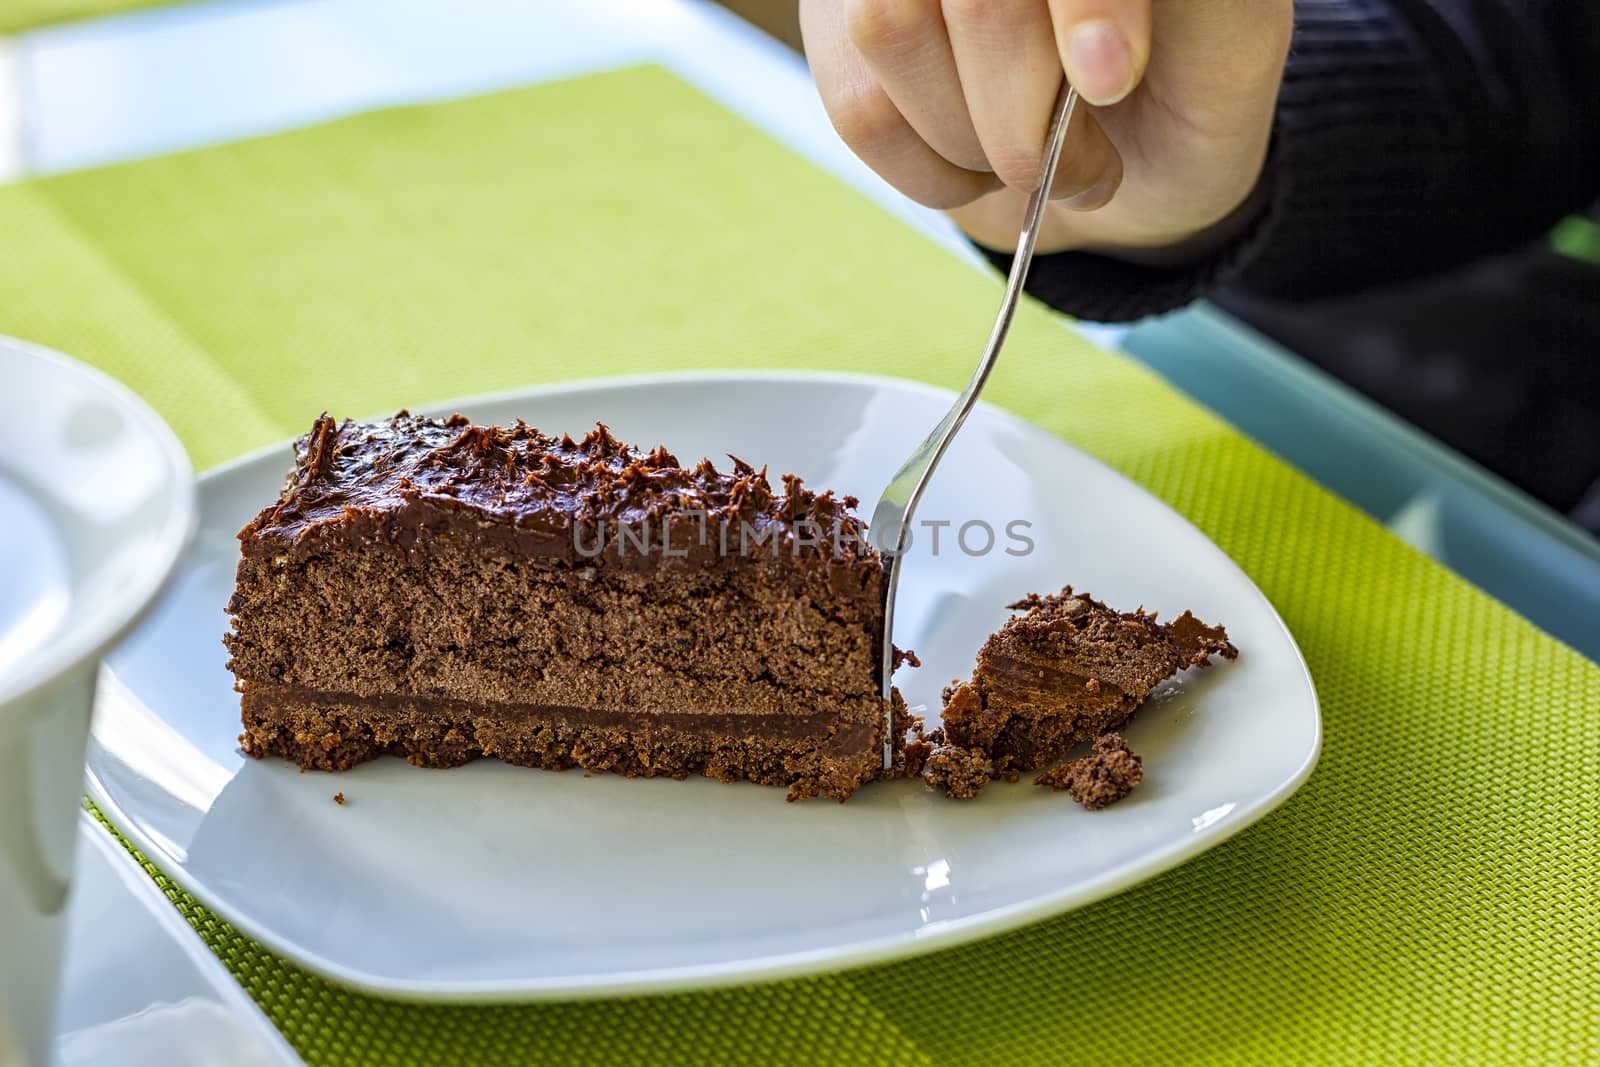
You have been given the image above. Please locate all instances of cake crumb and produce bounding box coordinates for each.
[786,776,837,803]
[900,738,934,778]
[920,744,992,800]
[333,792,346,806]
[1034,733,1143,810]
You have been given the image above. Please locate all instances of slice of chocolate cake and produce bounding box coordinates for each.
[224,412,898,801]
[940,587,1236,774]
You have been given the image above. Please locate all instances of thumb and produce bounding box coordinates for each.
[1048,0,1152,107]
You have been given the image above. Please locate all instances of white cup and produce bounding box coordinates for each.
[0,337,193,1066]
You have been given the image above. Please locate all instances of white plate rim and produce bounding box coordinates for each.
[0,334,197,710]
[87,368,1321,1002]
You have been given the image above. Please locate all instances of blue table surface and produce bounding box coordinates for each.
[3,0,1596,661]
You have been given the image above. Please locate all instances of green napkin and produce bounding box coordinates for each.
[4,66,1596,1065]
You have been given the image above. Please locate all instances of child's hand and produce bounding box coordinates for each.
[800,0,1292,263]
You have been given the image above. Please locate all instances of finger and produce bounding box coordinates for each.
[947,187,1090,254]
[941,0,1120,201]
[845,0,989,172]
[803,0,1000,208]
[1046,0,1152,107]
[1054,112,1123,209]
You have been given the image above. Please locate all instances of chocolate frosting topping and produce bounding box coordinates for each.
[239,412,884,591]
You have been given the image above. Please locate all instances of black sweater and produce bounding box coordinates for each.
[986,0,1600,322]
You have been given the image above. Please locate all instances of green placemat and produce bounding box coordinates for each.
[5,66,1597,1065]
[0,0,174,33]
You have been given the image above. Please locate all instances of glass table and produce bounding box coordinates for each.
[3,0,1595,661]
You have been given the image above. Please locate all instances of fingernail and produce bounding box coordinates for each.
[1067,20,1134,106]
[1060,174,1119,211]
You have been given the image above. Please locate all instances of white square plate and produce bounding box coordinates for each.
[88,371,1319,1000]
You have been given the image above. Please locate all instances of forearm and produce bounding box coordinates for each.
[990,0,1600,321]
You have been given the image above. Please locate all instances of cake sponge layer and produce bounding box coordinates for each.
[226,546,881,712]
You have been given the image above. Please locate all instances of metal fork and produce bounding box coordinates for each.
[871,83,1080,770]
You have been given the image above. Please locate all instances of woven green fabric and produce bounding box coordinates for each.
[6,66,1597,1064]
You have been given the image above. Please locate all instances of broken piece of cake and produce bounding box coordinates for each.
[938,586,1236,779]
[1034,732,1144,809]
[224,411,902,801]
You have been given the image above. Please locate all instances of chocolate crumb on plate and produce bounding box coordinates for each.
[1034,733,1144,810]
[333,792,345,806]
[919,744,993,800]
[900,738,934,778]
